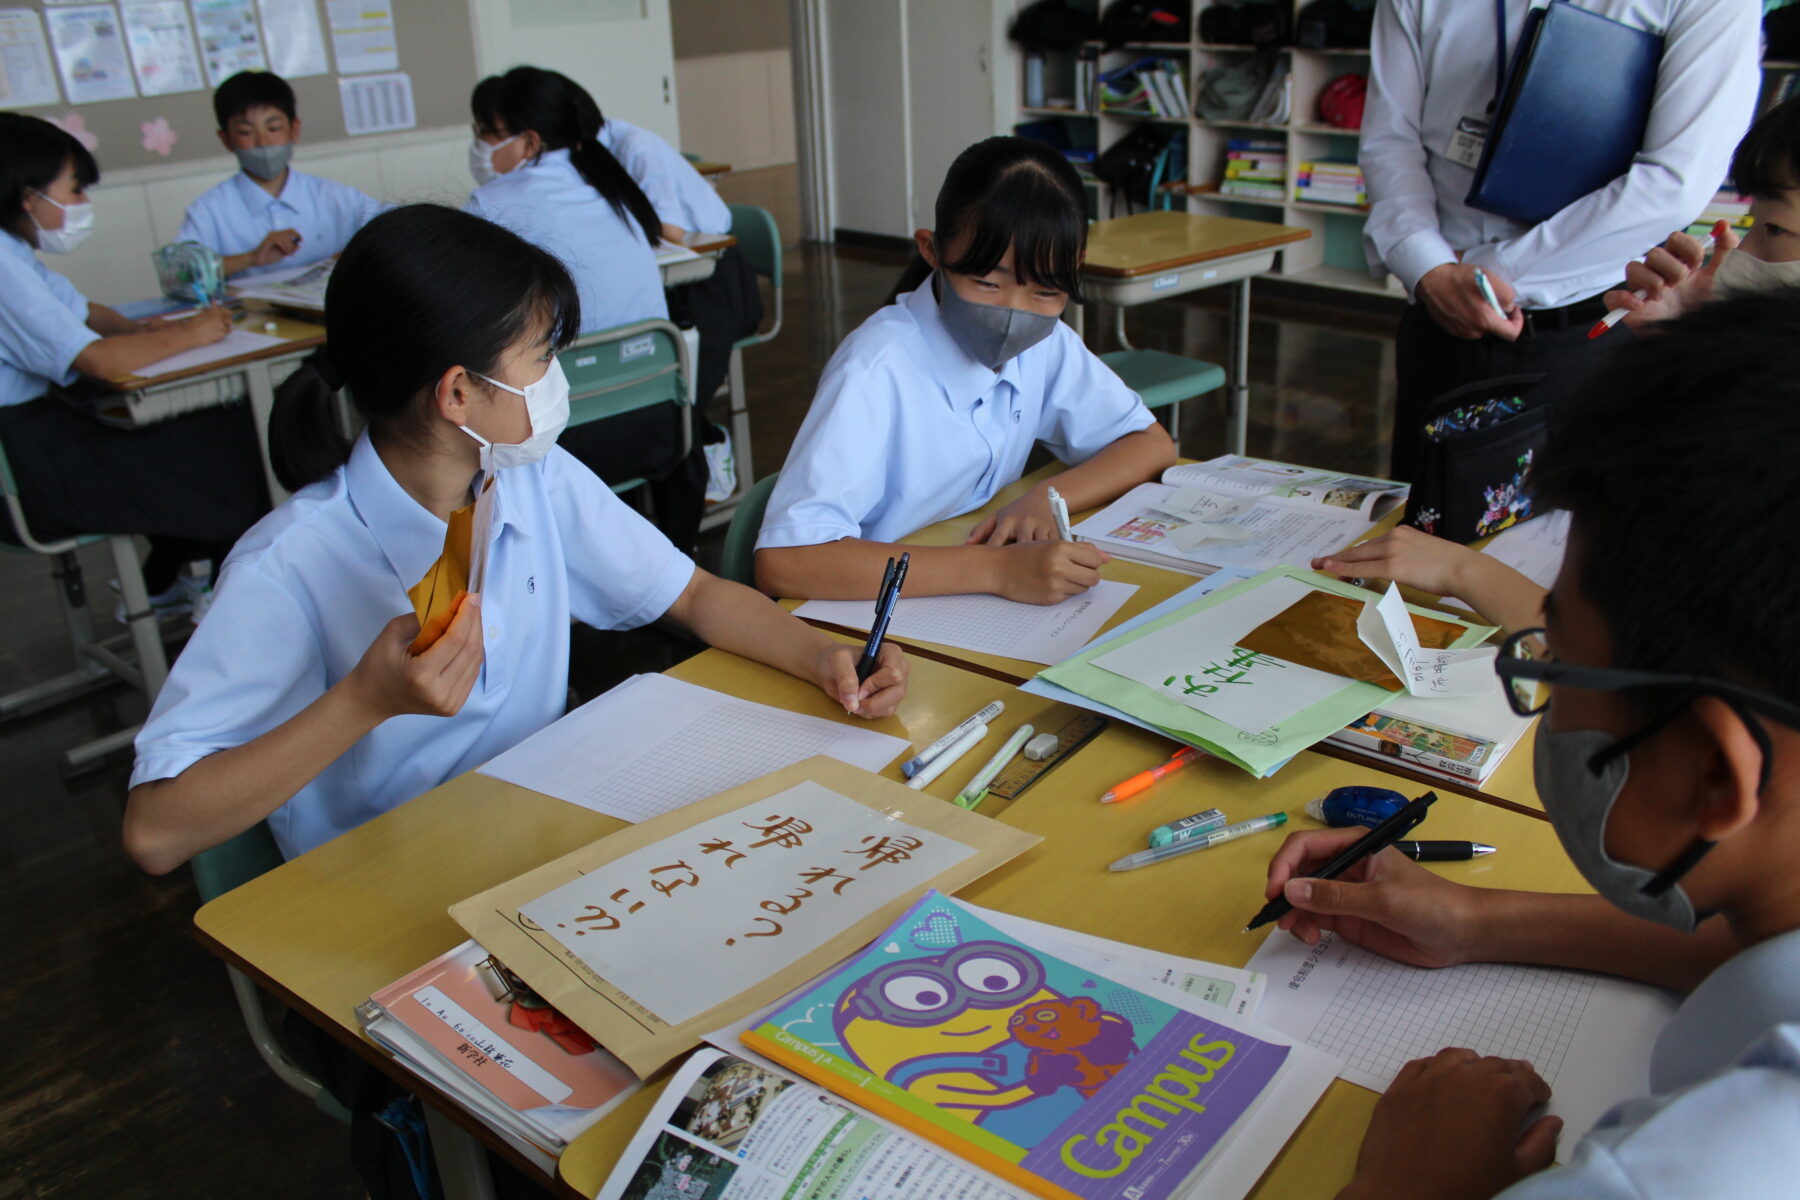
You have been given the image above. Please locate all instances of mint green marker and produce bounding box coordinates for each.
[955,723,1034,810]
[1149,807,1228,848]
[1109,813,1288,872]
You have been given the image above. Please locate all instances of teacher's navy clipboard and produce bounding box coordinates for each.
[1466,0,1664,225]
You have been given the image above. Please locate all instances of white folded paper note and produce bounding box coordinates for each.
[1357,583,1492,697]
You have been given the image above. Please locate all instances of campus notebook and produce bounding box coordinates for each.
[740,891,1337,1200]
[1466,0,1663,224]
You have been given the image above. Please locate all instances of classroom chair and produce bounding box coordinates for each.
[1100,348,1227,444]
[189,823,352,1126]
[559,318,694,507]
[698,204,785,533]
[0,434,173,770]
[719,471,782,588]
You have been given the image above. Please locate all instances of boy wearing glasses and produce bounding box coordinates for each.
[1266,291,1800,1199]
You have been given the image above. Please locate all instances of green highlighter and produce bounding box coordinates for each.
[955,723,1034,810]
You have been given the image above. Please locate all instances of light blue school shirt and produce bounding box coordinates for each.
[598,118,731,236]
[0,231,99,406]
[130,435,695,859]
[756,283,1156,550]
[1498,926,1800,1199]
[466,148,667,336]
[177,168,383,280]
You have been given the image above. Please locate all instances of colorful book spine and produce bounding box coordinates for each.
[1326,711,1497,782]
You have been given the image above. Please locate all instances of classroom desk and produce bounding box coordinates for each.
[786,462,1544,814]
[1079,212,1312,455]
[694,161,732,180]
[191,642,1581,1199]
[96,312,326,504]
[661,233,736,287]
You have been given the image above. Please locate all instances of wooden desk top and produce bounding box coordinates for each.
[680,232,737,254]
[104,312,325,391]
[193,636,1576,1198]
[786,463,1544,813]
[694,161,731,178]
[1083,211,1312,279]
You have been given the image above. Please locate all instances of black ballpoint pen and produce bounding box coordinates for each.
[1243,791,1437,932]
[1394,841,1496,862]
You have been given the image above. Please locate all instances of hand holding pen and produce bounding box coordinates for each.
[856,552,909,683]
[1245,791,1435,932]
[1595,221,1732,337]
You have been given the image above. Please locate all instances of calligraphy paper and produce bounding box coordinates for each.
[451,756,1039,1076]
[1241,589,1464,691]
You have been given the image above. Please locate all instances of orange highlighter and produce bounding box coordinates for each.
[1100,746,1206,804]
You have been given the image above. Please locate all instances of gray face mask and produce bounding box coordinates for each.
[235,143,293,183]
[932,269,1060,371]
[1535,723,1712,932]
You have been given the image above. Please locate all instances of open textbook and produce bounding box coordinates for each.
[231,259,332,310]
[738,891,1337,1200]
[1074,456,1409,576]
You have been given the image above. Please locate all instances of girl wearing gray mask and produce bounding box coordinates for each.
[756,137,1176,607]
[1603,95,1800,327]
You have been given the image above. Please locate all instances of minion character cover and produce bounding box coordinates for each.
[742,891,1290,1200]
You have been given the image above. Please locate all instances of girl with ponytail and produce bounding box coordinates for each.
[123,204,907,875]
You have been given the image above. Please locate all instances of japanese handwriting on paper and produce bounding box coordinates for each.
[648,861,700,897]
[698,837,746,868]
[798,865,857,895]
[743,813,813,849]
[760,887,814,916]
[558,903,623,935]
[845,834,924,870]
[1165,647,1287,695]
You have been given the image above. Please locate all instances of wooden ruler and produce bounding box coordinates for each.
[984,713,1108,800]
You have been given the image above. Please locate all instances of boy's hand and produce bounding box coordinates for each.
[1313,525,1479,598]
[968,484,1060,546]
[817,640,908,718]
[1265,828,1481,967]
[1338,1049,1561,1200]
[252,228,303,267]
[1604,220,1738,330]
[995,540,1109,605]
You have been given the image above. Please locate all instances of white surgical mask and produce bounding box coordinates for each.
[29,189,95,255]
[467,135,518,187]
[460,358,569,471]
[1712,246,1800,299]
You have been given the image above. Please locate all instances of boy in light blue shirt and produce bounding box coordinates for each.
[1262,293,1800,1199]
[178,71,382,279]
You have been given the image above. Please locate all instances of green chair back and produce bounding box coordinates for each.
[0,430,18,499]
[727,205,784,349]
[719,471,781,587]
[559,320,693,494]
[190,821,285,903]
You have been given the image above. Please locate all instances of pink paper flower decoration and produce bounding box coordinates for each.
[140,117,178,156]
[50,113,99,151]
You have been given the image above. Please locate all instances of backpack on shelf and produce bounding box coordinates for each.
[1093,124,1177,213]
[1296,0,1376,50]
[1198,0,1290,48]
[1101,1,1191,47]
[1009,0,1101,51]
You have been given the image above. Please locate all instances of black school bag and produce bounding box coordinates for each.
[1009,0,1100,51]
[1094,124,1173,212]
[1101,1,1190,47]
[1405,374,1552,544]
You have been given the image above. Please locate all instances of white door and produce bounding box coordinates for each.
[904,0,1002,234]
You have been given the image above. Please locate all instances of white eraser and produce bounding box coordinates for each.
[263,320,278,332]
[1023,732,1059,761]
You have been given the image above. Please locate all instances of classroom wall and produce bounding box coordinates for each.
[49,0,683,304]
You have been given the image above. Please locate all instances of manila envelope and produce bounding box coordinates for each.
[449,756,1041,1077]
[1239,589,1465,691]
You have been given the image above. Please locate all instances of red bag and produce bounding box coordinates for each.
[1317,72,1366,130]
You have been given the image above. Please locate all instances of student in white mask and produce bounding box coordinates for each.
[0,112,261,610]
[1263,294,1800,1200]
[756,137,1176,606]
[123,205,908,872]
[1604,96,1800,327]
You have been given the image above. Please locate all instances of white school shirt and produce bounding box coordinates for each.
[466,148,667,335]
[1497,926,1800,1198]
[1362,0,1759,309]
[177,168,384,280]
[130,435,695,859]
[597,118,732,236]
[0,231,99,407]
[756,283,1156,550]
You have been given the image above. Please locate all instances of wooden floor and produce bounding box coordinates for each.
[0,241,1401,1198]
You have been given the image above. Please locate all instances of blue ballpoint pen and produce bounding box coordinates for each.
[857,552,909,682]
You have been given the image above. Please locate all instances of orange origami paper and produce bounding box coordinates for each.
[406,498,476,654]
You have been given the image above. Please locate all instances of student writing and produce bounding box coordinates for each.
[121,205,907,874]
[178,71,383,279]
[0,112,265,607]
[755,137,1176,606]
[1268,295,1800,1198]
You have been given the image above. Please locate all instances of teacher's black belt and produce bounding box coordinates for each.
[1519,293,1611,337]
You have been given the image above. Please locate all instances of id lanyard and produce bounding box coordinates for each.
[1491,0,1510,115]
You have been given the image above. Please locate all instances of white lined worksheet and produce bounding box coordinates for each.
[796,580,1136,665]
[1247,932,1679,1157]
[478,674,907,822]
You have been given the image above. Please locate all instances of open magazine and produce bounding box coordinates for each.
[231,259,332,311]
[356,940,639,1163]
[737,891,1336,1200]
[1074,456,1409,576]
